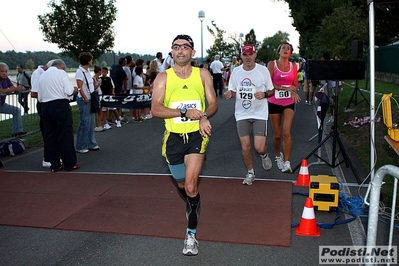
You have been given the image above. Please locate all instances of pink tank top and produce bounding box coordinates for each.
[268,60,295,106]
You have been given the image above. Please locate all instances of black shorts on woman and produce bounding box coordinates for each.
[268,102,296,114]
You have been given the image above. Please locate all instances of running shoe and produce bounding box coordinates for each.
[326,116,334,126]
[103,123,112,130]
[116,120,122,128]
[242,172,255,185]
[119,116,129,124]
[183,231,199,256]
[261,153,272,170]
[282,161,292,173]
[133,117,144,123]
[90,146,100,150]
[275,152,284,170]
[42,159,51,168]
[94,126,104,132]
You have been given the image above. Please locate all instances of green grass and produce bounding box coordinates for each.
[337,78,399,204]
[0,105,81,150]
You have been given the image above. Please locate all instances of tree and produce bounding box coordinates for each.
[206,21,235,61]
[227,32,242,59]
[284,0,346,57]
[314,5,368,60]
[374,3,399,46]
[38,0,117,62]
[283,0,398,58]
[26,59,35,71]
[243,29,258,47]
[257,31,290,63]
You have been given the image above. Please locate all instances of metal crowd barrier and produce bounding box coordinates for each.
[366,164,399,266]
[0,91,40,141]
[1,91,150,142]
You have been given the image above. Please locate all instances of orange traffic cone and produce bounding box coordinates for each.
[296,197,320,237]
[295,159,310,186]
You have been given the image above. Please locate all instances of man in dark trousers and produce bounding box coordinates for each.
[38,59,79,172]
[110,57,128,120]
[16,64,31,115]
[209,55,226,97]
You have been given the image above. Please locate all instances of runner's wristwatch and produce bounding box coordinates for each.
[180,108,188,121]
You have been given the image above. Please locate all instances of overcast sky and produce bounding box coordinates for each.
[1,0,299,58]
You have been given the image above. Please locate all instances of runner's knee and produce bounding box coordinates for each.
[168,163,186,183]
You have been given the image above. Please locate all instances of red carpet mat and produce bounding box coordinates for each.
[0,172,292,247]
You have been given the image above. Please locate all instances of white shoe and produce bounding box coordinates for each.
[282,161,292,173]
[242,172,255,186]
[261,153,272,170]
[119,116,129,124]
[76,149,89,154]
[275,152,284,170]
[182,232,199,256]
[145,114,153,119]
[94,126,104,132]
[116,120,122,128]
[326,117,334,126]
[42,159,51,168]
[103,123,112,130]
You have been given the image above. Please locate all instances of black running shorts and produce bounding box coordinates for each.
[162,130,209,165]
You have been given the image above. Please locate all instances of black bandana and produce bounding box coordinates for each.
[172,34,194,49]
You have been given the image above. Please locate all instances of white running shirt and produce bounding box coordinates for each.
[228,64,273,121]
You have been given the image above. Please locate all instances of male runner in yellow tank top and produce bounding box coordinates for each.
[151,34,218,256]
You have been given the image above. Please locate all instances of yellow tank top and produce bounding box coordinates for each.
[164,67,205,133]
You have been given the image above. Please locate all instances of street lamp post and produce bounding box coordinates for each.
[239,33,244,47]
[198,10,205,64]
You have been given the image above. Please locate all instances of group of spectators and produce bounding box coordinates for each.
[0,51,175,170]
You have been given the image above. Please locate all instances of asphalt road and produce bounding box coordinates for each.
[1,90,395,266]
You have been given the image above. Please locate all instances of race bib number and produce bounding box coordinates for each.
[238,86,255,100]
[275,86,291,99]
[171,100,201,124]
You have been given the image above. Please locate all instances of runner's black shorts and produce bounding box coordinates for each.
[162,130,209,165]
[268,102,296,114]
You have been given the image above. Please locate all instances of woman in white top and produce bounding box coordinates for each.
[75,52,99,153]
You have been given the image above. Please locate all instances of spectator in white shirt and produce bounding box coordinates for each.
[209,55,225,97]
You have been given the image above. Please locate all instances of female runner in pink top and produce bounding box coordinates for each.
[266,42,300,173]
